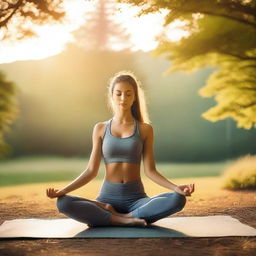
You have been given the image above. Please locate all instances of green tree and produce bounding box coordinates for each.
[0,71,19,158]
[119,0,256,129]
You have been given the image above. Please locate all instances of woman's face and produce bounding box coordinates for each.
[112,82,136,111]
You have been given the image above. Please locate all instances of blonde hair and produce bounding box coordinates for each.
[107,70,151,124]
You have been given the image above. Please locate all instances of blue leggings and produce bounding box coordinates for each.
[56,179,186,227]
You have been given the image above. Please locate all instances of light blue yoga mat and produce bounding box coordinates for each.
[0,215,256,238]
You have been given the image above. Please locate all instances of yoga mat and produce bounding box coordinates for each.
[0,215,256,238]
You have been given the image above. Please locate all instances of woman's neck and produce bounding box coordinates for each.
[112,113,134,124]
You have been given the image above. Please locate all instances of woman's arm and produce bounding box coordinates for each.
[55,168,96,196]
[142,124,195,195]
[46,122,103,198]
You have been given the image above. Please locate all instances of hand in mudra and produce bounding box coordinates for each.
[174,183,195,196]
[46,188,65,198]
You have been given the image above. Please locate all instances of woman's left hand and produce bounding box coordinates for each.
[174,183,195,196]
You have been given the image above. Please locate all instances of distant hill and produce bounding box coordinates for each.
[1,44,255,161]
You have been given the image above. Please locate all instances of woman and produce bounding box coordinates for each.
[46,71,195,227]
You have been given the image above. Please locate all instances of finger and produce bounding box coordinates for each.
[49,188,54,197]
[50,190,55,198]
[184,190,189,195]
[178,189,186,196]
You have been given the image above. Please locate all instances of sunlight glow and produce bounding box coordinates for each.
[0,0,89,63]
[162,20,190,42]
[0,0,189,64]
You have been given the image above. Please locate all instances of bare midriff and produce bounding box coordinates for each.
[104,162,142,183]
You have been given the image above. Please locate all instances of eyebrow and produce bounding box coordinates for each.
[115,90,132,92]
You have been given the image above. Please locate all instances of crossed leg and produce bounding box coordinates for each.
[56,192,186,227]
[128,191,187,224]
[88,199,147,227]
[56,195,146,227]
[86,199,133,227]
[90,191,186,226]
[92,191,186,226]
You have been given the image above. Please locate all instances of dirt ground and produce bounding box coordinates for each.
[0,176,256,256]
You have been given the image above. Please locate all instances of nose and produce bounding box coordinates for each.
[121,94,127,101]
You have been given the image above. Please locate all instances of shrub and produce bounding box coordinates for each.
[221,154,256,190]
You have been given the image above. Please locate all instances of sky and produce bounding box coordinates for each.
[0,0,189,64]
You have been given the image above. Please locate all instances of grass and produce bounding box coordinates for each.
[221,154,256,189]
[0,155,233,187]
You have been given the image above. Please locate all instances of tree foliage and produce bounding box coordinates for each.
[0,71,19,158]
[119,0,256,129]
[0,0,65,40]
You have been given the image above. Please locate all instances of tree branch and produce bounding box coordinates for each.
[235,102,256,109]
[176,8,256,28]
[0,0,23,28]
[238,87,256,91]
[218,1,256,18]
[200,9,255,27]
[218,51,256,61]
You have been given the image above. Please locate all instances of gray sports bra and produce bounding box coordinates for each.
[102,118,143,164]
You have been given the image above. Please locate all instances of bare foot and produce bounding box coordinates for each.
[106,204,133,217]
[87,216,146,228]
[86,201,135,228]
[110,214,147,227]
[100,203,133,218]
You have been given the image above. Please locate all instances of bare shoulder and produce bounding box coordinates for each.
[93,120,110,140]
[138,121,153,141]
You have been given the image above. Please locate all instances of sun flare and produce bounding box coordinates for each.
[0,0,189,64]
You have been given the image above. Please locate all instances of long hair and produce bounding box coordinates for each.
[107,70,151,124]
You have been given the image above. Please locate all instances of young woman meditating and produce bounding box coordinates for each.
[46,71,195,227]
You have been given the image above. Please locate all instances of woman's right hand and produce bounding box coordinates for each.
[46,188,65,199]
